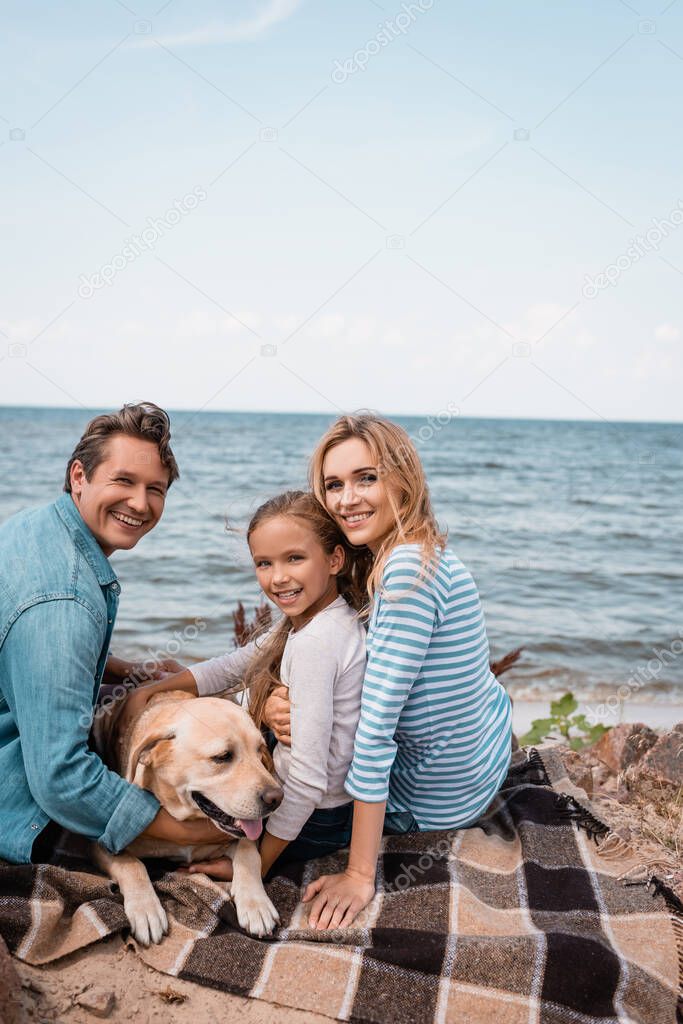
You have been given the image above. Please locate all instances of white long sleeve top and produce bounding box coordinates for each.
[190,597,367,841]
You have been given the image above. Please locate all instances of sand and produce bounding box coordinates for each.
[15,935,328,1023]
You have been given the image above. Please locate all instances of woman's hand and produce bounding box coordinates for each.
[302,869,376,930]
[263,685,291,746]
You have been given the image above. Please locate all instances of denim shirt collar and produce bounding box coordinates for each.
[54,493,118,588]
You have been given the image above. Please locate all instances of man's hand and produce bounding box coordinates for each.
[263,685,291,746]
[141,808,228,846]
[302,870,376,930]
[177,858,234,880]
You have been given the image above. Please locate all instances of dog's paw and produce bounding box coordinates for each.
[124,889,169,946]
[232,889,280,937]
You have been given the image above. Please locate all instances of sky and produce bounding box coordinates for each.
[1,0,682,422]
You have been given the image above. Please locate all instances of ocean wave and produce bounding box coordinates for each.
[507,678,683,703]
[4,410,681,700]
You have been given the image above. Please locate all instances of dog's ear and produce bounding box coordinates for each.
[125,730,176,782]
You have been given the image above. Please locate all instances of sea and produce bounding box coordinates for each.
[1,406,681,707]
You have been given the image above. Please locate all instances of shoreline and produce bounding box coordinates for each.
[511,699,683,736]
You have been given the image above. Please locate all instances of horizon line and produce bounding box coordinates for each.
[0,402,681,427]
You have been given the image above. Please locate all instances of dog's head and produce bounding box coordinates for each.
[125,693,283,841]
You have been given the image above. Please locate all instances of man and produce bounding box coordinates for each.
[0,402,224,862]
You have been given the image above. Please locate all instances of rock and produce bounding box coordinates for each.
[638,723,683,787]
[577,767,593,796]
[592,723,658,773]
[601,772,619,797]
[560,749,594,796]
[74,987,116,1018]
[0,934,26,1024]
[591,762,611,789]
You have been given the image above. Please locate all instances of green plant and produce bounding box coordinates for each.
[520,692,610,750]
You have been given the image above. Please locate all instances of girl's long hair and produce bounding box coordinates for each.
[308,413,447,601]
[244,490,362,730]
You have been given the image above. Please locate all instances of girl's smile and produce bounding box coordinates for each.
[249,515,344,630]
[271,585,305,608]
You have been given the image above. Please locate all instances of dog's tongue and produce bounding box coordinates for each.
[235,818,263,841]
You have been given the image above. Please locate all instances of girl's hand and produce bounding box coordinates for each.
[177,858,234,881]
[113,669,198,745]
[130,658,186,682]
[263,685,291,746]
[302,870,376,930]
[104,656,186,685]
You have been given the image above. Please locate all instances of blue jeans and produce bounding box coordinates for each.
[266,805,420,878]
[270,807,420,872]
[263,730,419,875]
[264,728,353,874]
[383,810,420,835]
[266,801,354,877]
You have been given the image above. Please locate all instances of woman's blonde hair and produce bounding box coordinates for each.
[243,490,362,731]
[309,413,447,601]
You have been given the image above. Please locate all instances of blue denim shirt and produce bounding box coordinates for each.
[0,493,160,863]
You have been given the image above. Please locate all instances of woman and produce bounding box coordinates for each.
[267,413,512,929]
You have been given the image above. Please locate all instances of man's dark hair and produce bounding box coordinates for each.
[64,402,180,493]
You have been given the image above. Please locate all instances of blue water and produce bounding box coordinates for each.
[1,406,681,702]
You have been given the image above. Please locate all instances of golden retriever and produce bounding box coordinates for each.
[91,691,283,943]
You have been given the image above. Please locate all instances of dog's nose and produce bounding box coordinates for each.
[261,785,284,809]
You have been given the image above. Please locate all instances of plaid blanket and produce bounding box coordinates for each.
[1,748,681,1024]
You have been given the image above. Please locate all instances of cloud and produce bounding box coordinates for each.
[149,0,305,48]
[174,310,261,337]
[294,314,406,349]
[654,323,680,342]
[574,330,595,349]
[630,350,674,380]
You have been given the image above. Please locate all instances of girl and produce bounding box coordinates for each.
[118,490,367,877]
[266,414,512,929]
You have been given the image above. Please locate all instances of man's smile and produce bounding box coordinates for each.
[110,510,146,529]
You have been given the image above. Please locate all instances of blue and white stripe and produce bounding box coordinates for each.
[345,544,512,830]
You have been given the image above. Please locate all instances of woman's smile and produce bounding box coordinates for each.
[322,437,397,553]
[340,511,374,528]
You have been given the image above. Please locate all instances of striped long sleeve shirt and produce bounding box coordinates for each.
[344,544,512,830]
